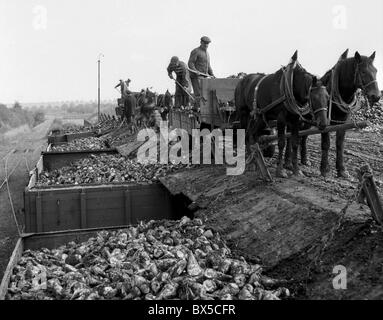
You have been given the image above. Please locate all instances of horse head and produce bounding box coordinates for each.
[354,51,381,105]
[310,77,329,130]
[290,51,313,108]
[331,50,381,106]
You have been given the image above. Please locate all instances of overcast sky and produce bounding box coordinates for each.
[0,0,382,104]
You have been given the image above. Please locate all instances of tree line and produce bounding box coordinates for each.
[0,102,45,132]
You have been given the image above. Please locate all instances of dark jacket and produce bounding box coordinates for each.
[167,61,191,88]
[188,46,214,78]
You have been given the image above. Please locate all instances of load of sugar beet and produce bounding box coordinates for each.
[354,97,383,133]
[36,154,188,186]
[6,217,290,300]
[51,137,108,152]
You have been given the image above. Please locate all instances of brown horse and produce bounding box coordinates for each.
[135,88,157,127]
[319,50,381,178]
[284,79,330,169]
[157,90,174,121]
[235,51,328,177]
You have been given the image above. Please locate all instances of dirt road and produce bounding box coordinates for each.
[0,119,52,280]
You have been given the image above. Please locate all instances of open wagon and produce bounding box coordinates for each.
[169,78,240,132]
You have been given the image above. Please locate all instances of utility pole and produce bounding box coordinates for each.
[97,53,104,122]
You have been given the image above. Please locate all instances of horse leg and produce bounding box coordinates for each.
[320,132,330,177]
[291,123,303,176]
[276,118,288,178]
[284,123,293,170]
[300,135,310,166]
[336,130,350,179]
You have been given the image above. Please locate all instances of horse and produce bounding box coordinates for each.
[157,90,174,121]
[135,88,158,128]
[122,94,137,133]
[235,51,328,178]
[284,79,330,169]
[319,49,381,178]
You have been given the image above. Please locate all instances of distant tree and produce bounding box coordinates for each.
[13,101,22,111]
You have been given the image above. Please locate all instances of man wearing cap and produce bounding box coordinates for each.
[167,56,192,108]
[188,36,215,98]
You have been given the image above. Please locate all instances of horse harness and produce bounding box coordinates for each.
[327,59,375,123]
[251,62,314,127]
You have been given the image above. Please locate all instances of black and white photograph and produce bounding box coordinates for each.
[1,0,383,309]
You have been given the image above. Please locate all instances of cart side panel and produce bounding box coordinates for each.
[42,149,118,171]
[48,134,67,145]
[84,187,126,228]
[130,184,173,223]
[66,131,97,143]
[199,78,240,127]
[0,239,24,300]
[24,183,175,233]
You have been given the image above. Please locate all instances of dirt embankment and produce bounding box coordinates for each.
[161,129,383,299]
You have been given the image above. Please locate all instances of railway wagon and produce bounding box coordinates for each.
[0,227,132,299]
[24,148,184,233]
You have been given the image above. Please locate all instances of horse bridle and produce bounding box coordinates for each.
[310,85,328,115]
[354,61,378,92]
[298,85,328,127]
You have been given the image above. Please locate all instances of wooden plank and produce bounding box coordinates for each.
[66,131,96,143]
[80,189,87,228]
[36,192,42,233]
[357,164,383,225]
[116,128,156,157]
[252,143,273,182]
[116,140,146,157]
[0,238,24,300]
[124,189,131,224]
[56,198,62,228]
[24,182,174,233]
[259,121,368,144]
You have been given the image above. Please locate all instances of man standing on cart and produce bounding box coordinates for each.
[167,56,192,108]
[115,79,132,98]
[188,36,215,101]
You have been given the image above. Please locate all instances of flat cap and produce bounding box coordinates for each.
[170,56,179,63]
[201,36,211,43]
